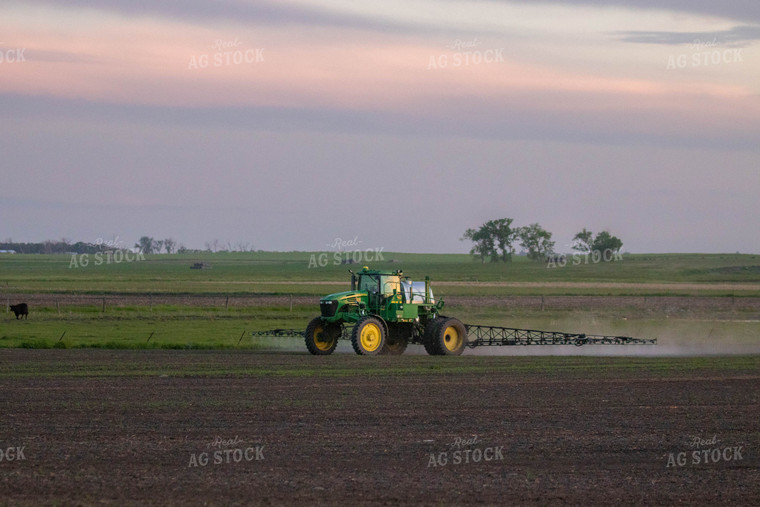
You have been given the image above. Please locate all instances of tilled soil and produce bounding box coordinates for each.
[0,351,758,505]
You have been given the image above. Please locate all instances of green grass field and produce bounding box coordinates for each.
[1,252,759,350]
[2,251,760,294]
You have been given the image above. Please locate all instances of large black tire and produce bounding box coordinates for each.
[431,317,467,356]
[423,317,446,355]
[380,324,409,355]
[351,316,385,355]
[304,316,340,355]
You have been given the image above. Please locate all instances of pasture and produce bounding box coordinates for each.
[1,251,759,351]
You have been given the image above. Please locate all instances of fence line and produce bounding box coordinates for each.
[2,293,316,311]
[4,293,760,313]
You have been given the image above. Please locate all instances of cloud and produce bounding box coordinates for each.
[17,0,760,27]
[500,0,760,24]
[617,24,760,46]
[2,88,758,156]
[11,0,421,33]
[18,50,106,64]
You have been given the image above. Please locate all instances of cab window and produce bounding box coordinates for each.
[358,275,379,293]
[380,275,401,296]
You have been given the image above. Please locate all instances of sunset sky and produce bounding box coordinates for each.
[2,0,759,253]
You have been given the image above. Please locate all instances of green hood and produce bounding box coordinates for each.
[321,290,366,303]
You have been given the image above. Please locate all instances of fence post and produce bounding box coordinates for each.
[540,295,545,312]
[102,297,106,313]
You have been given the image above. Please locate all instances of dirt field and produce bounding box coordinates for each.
[1,351,758,505]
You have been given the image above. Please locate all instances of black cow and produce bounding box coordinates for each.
[9,303,28,319]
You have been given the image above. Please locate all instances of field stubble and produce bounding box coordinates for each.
[0,351,757,505]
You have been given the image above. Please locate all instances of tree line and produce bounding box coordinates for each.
[0,237,256,254]
[135,237,256,254]
[0,239,116,255]
[461,219,623,263]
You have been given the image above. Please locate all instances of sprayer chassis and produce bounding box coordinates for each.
[252,267,656,355]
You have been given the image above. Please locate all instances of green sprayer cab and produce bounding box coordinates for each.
[304,267,468,356]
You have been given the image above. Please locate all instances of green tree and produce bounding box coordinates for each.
[518,223,555,261]
[135,236,156,254]
[572,228,594,252]
[462,218,517,263]
[461,227,494,264]
[592,231,623,256]
[163,238,177,254]
[572,228,623,261]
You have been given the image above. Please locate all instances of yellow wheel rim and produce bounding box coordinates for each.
[312,325,334,351]
[360,323,382,352]
[442,325,462,352]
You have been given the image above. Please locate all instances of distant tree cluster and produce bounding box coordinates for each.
[571,228,623,259]
[462,220,623,263]
[461,219,556,263]
[136,236,256,253]
[134,236,182,254]
[1,236,255,255]
[461,218,519,263]
[202,239,254,253]
[0,239,122,255]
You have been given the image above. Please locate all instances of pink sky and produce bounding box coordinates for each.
[1,1,759,252]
